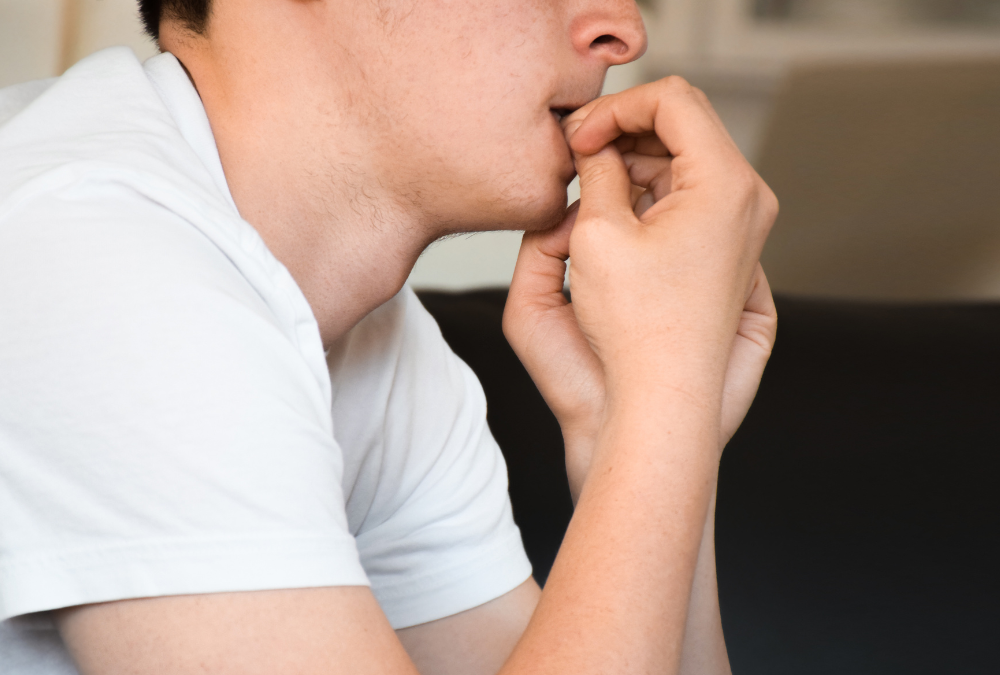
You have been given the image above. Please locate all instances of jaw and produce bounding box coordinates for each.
[421,166,573,239]
[375,126,575,239]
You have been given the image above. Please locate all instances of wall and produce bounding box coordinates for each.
[0,0,157,88]
[0,0,64,87]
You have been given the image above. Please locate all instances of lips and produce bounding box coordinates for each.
[550,107,575,122]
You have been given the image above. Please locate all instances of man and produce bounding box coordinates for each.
[0,0,777,673]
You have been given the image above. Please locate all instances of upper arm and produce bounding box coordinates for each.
[56,579,539,675]
[57,587,420,675]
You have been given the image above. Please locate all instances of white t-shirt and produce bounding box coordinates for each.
[0,47,531,673]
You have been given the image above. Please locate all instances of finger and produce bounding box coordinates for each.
[561,95,603,133]
[621,153,673,202]
[744,264,777,321]
[635,133,671,156]
[614,133,670,157]
[562,86,717,155]
[630,185,645,209]
[573,145,636,224]
[633,190,656,219]
[509,203,578,308]
[613,134,637,154]
[566,77,736,164]
[735,264,778,353]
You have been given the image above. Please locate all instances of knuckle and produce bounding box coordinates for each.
[501,307,521,342]
[757,180,779,221]
[730,166,759,198]
[659,75,692,96]
[749,179,779,237]
[581,158,618,185]
[763,184,780,219]
[577,213,607,233]
[575,214,618,246]
[592,214,620,232]
[724,168,779,233]
[583,95,610,120]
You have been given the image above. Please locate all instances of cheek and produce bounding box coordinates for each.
[361,4,569,220]
[469,116,571,195]
[377,4,559,131]
[395,91,558,183]
[481,131,575,228]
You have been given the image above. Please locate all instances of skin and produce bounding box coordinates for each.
[161,0,645,341]
[55,1,778,674]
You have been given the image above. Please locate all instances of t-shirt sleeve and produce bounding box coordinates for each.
[339,289,533,629]
[0,186,367,621]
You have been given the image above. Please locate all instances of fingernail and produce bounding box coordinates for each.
[563,119,583,140]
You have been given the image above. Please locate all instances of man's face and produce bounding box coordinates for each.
[335,0,646,236]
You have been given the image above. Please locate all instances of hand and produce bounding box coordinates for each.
[503,78,778,497]
[504,204,605,499]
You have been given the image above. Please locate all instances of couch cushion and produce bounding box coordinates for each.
[417,289,1000,674]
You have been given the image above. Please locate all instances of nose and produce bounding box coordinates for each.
[570,0,648,67]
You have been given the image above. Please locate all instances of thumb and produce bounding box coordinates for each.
[573,144,637,224]
[508,203,578,310]
[739,264,777,352]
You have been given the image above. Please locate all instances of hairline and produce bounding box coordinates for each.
[139,0,212,41]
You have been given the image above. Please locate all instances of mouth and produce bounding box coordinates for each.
[549,107,577,123]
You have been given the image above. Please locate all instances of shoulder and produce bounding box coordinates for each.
[0,178,264,325]
[0,46,328,389]
[0,48,229,229]
[0,177,331,433]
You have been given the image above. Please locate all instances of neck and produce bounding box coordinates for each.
[161,22,434,348]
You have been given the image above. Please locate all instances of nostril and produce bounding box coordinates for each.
[590,34,629,56]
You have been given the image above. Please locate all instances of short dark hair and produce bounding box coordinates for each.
[138,0,212,41]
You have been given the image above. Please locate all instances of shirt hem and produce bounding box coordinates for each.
[372,529,534,629]
[0,534,369,621]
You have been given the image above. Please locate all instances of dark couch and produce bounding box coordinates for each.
[417,289,1000,675]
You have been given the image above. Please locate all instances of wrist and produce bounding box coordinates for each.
[561,428,599,505]
[604,368,725,423]
[587,387,723,479]
[602,336,730,400]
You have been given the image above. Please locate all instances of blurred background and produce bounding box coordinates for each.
[2,0,997,298]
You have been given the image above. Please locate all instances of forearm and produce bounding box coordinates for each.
[562,420,731,675]
[679,486,731,675]
[503,392,721,675]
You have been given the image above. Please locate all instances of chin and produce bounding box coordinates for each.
[440,152,573,234]
[480,127,574,232]
[523,173,574,232]
[521,193,570,232]
[471,188,565,235]
[498,163,574,233]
